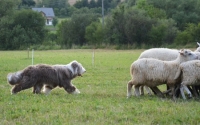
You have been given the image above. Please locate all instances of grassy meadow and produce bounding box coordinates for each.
[0,49,200,125]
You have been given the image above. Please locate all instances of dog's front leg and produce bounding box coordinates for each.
[62,80,80,94]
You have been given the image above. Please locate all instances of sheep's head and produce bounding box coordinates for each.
[179,49,198,62]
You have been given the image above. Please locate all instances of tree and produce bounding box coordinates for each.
[52,17,58,27]
[103,1,180,48]
[74,1,84,9]
[65,6,78,17]
[0,0,16,49]
[123,7,155,45]
[96,0,102,7]
[85,22,104,46]
[21,0,36,7]
[136,0,167,19]
[147,0,200,30]
[126,0,136,7]
[110,0,121,9]
[89,0,96,8]
[82,0,89,7]
[57,13,100,47]
[174,23,200,45]
[0,18,14,49]
[0,0,16,18]
[3,10,46,49]
[106,4,126,45]
[36,0,67,9]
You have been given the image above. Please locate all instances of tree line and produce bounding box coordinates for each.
[57,0,200,49]
[0,0,200,50]
[34,0,120,17]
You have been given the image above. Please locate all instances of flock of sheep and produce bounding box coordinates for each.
[127,42,200,100]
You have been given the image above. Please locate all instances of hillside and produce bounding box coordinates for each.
[68,0,77,5]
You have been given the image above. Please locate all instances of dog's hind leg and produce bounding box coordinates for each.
[11,83,34,94]
[42,85,54,95]
[33,83,43,94]
[11,77,36,94]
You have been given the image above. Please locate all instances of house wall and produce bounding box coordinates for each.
[46,17,53,25]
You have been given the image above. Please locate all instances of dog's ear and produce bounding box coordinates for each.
[71,61,78,69]
[71,61,80,75]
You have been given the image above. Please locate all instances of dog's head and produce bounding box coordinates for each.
[68,60,86,77]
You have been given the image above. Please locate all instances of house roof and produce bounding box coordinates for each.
[32,8,55,17]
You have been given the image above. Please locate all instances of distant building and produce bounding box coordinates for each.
[32,8,55,25]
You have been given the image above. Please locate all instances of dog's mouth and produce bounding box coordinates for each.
[78,72,86,77]
[79,70,86,77]
[78,74,83,77]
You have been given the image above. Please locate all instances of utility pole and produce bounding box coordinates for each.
[102,0,104,27]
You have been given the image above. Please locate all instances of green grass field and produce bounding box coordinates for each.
[0,49,200,125]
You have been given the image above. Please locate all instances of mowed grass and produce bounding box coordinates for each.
[0,49,200,125]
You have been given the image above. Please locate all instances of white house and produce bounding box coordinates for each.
[32,8,55,25]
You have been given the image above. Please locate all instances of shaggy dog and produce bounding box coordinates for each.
[7,60,86,95]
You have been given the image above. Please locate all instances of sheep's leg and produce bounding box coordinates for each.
[171,86,179,100]
[140,85,152,95]
[151,87,164,98]
[187,86,193,92]
[134,85,140,96]
[196,85,200,95]
[144,86,152,95]
[163,89,172,95]
[170,84,181,101]
[183,85,192,98]
[150,87,157,95]
[191,85,198,98]
[174,84,180,98]
[127,80,133,98]
[166,84,171,96]
[180,84,186,100]
[140,86,144,95]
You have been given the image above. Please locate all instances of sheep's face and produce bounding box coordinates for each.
[179,49,198,61]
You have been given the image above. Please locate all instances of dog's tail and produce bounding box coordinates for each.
[7,71,22,85]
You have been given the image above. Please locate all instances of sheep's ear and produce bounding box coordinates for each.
[197,42,200,47]
[179,49,184,55]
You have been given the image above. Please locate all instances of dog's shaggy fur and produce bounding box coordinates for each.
[7,60,86,95]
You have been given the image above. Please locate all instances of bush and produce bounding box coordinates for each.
[174,23,200,45]
[57,12,100,47]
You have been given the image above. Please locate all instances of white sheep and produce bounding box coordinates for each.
[138,48,179,95]
[138,45,200,96]
[127,49,198,99]
[138,48,179,61]
[174,60,200,99]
